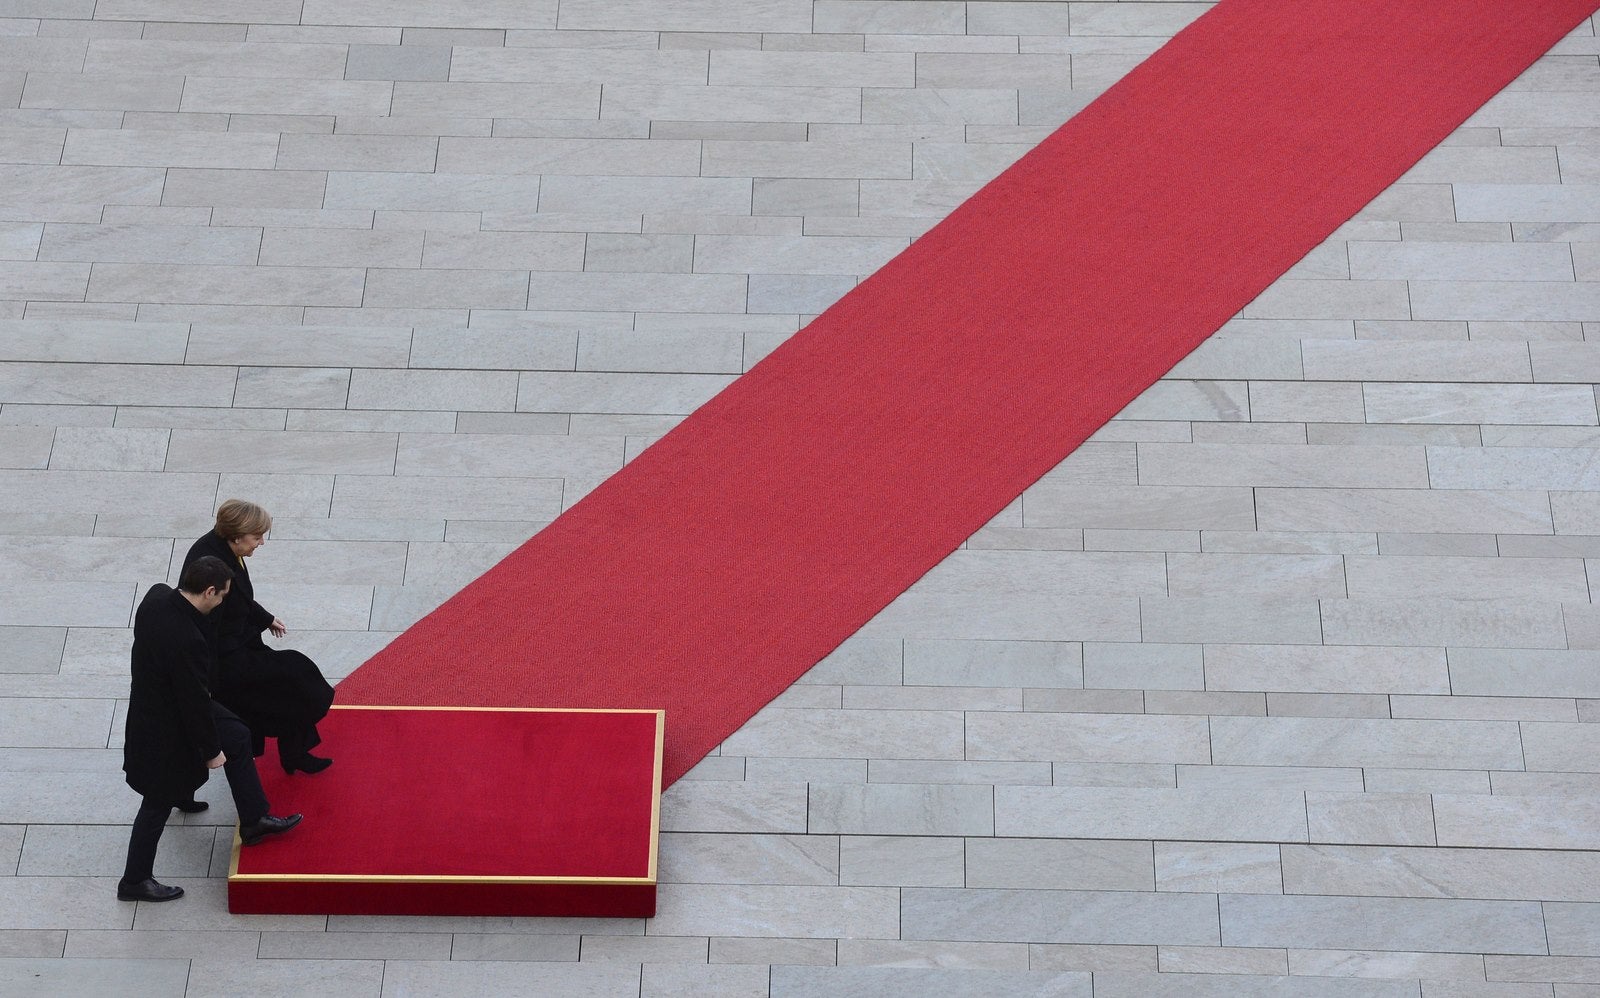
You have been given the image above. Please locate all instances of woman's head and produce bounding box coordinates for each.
[214,499,272,552]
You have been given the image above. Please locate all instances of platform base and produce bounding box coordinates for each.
[227,705,663,918]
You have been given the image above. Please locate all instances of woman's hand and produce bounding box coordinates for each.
[268,618,287,638]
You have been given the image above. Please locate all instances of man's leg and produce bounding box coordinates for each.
[118,798,183,901]
[211,701,303,845]
[211,702,268,824]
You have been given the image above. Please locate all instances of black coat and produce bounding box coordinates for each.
[184,531,274,659]
[123,584,221,803]
[182,531,334,736]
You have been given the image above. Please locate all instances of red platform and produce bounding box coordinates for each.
[227,705,663,917]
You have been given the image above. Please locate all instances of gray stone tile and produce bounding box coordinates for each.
[835,937,1028,970]
[1304,339,1533,382]
[162,167,326,208]
[966,711,1207,764]
[1323,597,1567,648]
[1268,693,1391,718]
[88,262,364,307]
[445,933,580,961]
[346,43,451,82]
[1212,717,1525,770]
[641,962,773,998]
[660,780,806,834]
[1139,443,1426,489]
[0,957,190,997]
[1434,794,1600,849]
[1107,974,1420,998]
[1176,765,1363,793]
[1368,383,1598,425]
[1081,643,1200,691]
[659,832,836,887]
[1161,946,1292,978]
[1392,694,1576,722]
[40,221,262,265]
[1346,555,1587,601]
[710,936,835,966]
[517,371,735,414]
[0,697,114,748]
[1222,894,1547,954]
[1547,904,1600,958]
[0,931,65,958]
[1487,955,1600,984]
[1306,792,1436,846]
[721,707,962,761]
[0,261,90,300]
[966,837,1151,892]
[810,783,992,836]
[902,887,1218,946]
[1206,644,1448,695]
[0,877,133,929]
[772,965,1090,996]
[648,884,897,939]
[437,135,698,177]
[1141,597,1323,645]
[333,474,561,521]
[1452,649,1600,698]
[167,429,397,475]
[1025,689,1145,714]
[996,787,1307,843]
[1155,842,1283,895]
[1283,844,1600,902]
[257,228,423,269]
[0,627,65,674]
[836,835,962,888]
[1257,487,1553,534]
[1023,484,1255,531]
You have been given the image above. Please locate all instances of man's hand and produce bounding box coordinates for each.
[268,617,287,638]
[207,752,226,769]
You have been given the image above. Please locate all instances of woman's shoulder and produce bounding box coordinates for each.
[182,529,226,566]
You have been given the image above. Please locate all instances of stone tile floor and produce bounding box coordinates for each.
[2,2,1599,995]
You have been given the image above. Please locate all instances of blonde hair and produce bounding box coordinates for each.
[214,498,272,540]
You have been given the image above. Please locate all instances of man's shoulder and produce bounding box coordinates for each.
[135,584,191,629]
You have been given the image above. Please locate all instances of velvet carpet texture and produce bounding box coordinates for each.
[339,0,1600,785]
[239,708,660,878]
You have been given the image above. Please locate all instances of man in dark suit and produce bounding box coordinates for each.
[118,555,304,903]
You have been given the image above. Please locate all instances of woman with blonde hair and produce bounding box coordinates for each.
[183,499,335,774]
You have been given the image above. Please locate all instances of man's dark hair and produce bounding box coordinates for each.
[179,555,234,595]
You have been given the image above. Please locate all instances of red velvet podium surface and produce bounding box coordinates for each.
[228,705,664,917]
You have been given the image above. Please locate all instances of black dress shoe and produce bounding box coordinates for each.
[240,813,303,846]
[175,799,209,813]
[282,754,333,775]
[117,878,184,902]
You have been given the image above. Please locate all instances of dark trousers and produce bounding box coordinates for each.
[275,723,323,767]
[120,798,172,886]
[213,701,269,825]
[120,702,271,886]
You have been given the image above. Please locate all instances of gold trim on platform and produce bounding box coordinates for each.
[229,705,667,889]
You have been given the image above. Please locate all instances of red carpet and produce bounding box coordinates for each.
[341,0,1598,786]
[229,706,662,916]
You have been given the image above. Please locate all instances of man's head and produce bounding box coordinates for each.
[179,555,234,614]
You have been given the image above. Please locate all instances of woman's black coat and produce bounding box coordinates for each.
[122,584,221,804]
[183,531,333,736]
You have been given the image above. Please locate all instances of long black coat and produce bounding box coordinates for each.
[183,531,333,736]
[123,584,221,803]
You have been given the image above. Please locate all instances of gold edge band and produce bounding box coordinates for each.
[647,710,664,881]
